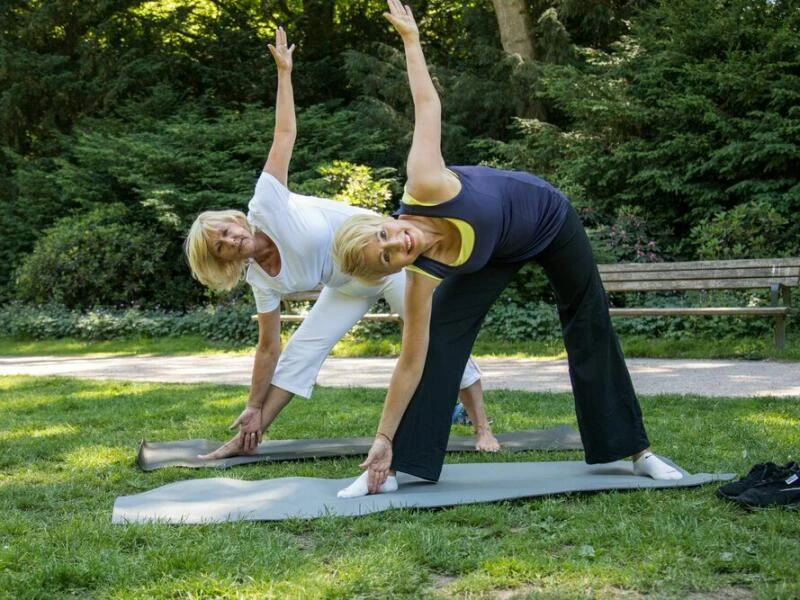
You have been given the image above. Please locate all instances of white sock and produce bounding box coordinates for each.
[633,452,683,480]
[337,471,398,498]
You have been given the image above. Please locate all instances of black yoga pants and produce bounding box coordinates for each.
[391,205,650,481]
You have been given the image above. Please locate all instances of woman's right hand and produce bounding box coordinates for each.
[359,436,394,493]
[229,405,263,452]
[268,26,295,72]
[383,0,419,40]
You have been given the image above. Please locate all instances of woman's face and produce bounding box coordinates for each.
[363,218,423,275]
[207,220,255,263]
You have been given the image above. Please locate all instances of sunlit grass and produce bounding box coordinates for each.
[2,330,797,360]
[0,335,252,356]
[0,375,798,598]
[62,446,129,469]
[0,423,78,441]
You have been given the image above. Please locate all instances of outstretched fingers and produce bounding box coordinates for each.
[383,0,417,36]
[267,26,295,68]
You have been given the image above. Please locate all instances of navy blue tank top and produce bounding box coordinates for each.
[395,166,570,279]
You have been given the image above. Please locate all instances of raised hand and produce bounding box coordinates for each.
[359,436,393,493]
[383,0,419,39]
[267,26,295,72]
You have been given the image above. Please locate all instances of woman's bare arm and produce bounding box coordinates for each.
[384,1,459,202]
[263,26,296,185]
[361,271,440,492]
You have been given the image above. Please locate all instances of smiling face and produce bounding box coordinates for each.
[363,218,423,275]
[206,220,256,263]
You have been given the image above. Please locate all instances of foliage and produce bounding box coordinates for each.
[482,299,562,341]
[586,204,664,264]
[608,289,777,341]
[5,102,408,306]
[14,204,203,310]
[0,300,259,345]
[1,0,798,311]
[317,161,396,213]
[689,199,791,260]
[492,0,800,259]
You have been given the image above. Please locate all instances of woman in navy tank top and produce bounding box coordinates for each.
[332,0,682,499]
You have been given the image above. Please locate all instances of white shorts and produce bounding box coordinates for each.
[270,271,481,398]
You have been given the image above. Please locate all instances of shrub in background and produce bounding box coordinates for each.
[0,294,779,347]
[689,200,792,260]
[0,300,259,346]
[14,204,204,310]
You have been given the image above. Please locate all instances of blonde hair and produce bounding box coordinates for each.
[333,214,392,283]
[184,210,252,291]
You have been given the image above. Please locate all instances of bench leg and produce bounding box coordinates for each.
[774,314,786,350]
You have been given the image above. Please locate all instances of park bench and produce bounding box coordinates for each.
[599,258,800,349]
[277,287,400,323]
[269,257,799,348]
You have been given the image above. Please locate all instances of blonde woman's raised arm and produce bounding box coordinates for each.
[384,1,458,202]
[263,26,296,186]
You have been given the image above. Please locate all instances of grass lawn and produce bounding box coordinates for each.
[1,329,799,360]
[1,375,798,598]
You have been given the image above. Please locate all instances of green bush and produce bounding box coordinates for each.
[14,204,203,310]
[689,200,791,259]
[296,160,398,215]
[0,290,781,347]
[478,289,776,342]
[609,290,774,339]
[0,300,259,345]
[482,299,562,341]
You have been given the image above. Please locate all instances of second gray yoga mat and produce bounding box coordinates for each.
[113,459,734,524]
[136,425,583,470]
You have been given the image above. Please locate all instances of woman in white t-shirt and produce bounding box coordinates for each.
[184,27,498,459]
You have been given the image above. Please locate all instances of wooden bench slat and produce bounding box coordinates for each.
[602,278,797,292]
[261,257,798,349]
[254,313,400,322]
[600,267,799,282]
[598,258,800,273]
[609,307,791,317]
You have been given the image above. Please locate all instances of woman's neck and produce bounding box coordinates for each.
[405,215,461,264]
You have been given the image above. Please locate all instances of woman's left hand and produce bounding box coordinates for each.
[383,0,419,40]
[359,436,393,493]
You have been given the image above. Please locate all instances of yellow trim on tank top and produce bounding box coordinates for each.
[401,170,473,268]
[402,217,474,275]
[447,218,474,267]
[405,264,442,281]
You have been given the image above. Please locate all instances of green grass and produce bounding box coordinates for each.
[1,375,798,598]
[0,335,250,356]
[2,330,799,360]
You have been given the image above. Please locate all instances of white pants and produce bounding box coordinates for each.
[271,271,481,398]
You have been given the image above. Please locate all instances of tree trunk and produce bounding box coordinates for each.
[491,0,535,61]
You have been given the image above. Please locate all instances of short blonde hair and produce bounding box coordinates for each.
[333,214,392,283]
[184,210,251,291]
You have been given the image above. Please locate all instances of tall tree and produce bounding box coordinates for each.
[491,0,535,59]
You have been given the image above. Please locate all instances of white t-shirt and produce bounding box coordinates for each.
[245,171,371,313]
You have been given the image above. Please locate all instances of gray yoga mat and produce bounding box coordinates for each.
[136,426,583,471]
[113,458,734,524]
